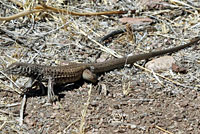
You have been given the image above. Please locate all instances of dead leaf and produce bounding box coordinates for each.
[172,63,187,73]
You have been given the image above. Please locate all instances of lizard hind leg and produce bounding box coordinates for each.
[47,77,58,103]
[82,69,97,83]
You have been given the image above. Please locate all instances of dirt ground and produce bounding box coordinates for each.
[0,0,200,133]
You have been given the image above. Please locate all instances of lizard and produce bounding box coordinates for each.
[4,36,200,102]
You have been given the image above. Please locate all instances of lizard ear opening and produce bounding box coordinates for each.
[82,69,97,83]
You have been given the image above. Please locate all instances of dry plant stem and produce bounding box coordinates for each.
[169,0,198,10]
[155,125,174,134]
[0,4,136,21]
[152,70,164,86]
[64,119,81,133]
[133,63,190,88]
[0,102,21,108]
[0,28,24,44]
[0,9,42,21]
[3,2,199,21]
[0,109,10,115]
[0,121,6,130]
[71,23,122,58]
[0,70,22,94]
[19,95,26,126]
[0,109,16,115]
[79,84,92,133]
[35,5,135,16]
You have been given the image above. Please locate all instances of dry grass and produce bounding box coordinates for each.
[0,0,200,133]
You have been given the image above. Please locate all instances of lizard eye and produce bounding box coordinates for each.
[14,65,21,71]
[15,65,20,69]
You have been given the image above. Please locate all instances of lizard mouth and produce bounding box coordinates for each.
[3,68,18,75]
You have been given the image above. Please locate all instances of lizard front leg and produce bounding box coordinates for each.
[24,77,34,89]
[47,77,58,103]
[22,77,38,92]
[23,77,46,95]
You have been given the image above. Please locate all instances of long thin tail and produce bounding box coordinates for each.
[92,36,200,73]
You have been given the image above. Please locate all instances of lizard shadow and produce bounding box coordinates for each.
[23,79,89,100]
[54,80,86,100]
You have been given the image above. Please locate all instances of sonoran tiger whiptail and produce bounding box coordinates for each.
[4,37,200,102]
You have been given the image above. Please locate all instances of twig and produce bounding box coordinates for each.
[64,119,80,133]
[155,125,174,134]
[0,70,22,94]
[0,121,6,130]
[19,94,26,126]
[0,28,25,44]
[35,5,135,16]
[152,70,164,86]
[0,109,17,116]
[133,63,191,88]
[79,84,92,133]
[71,22,122,58]
[0,102,21,108]
[169,0,199,10]
[0,9,42,21]
[0,4,136,21]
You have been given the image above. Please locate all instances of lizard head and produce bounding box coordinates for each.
[4,62,30,76]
